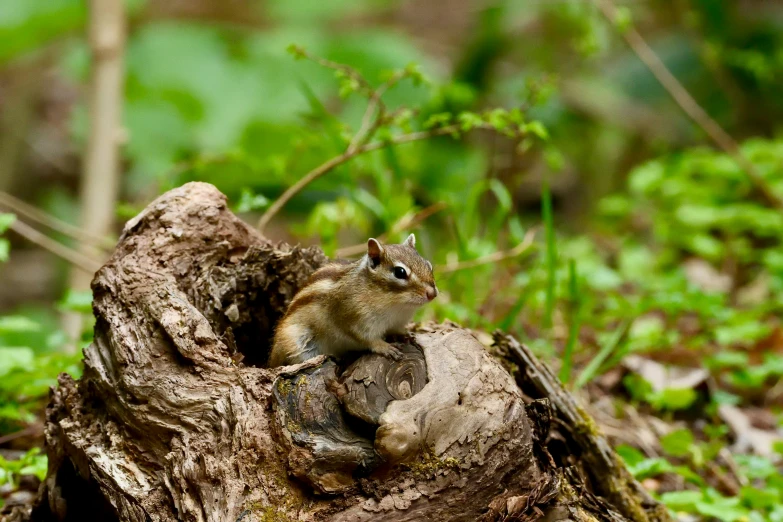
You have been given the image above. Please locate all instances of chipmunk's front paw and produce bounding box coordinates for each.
[370,340,403,361]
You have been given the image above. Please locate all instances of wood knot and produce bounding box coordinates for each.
[338,342,427,425]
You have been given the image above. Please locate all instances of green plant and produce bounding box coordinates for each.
[559,259,580,384]
[619,435,783,522]
[0,447,47,487]
[2,2,783,516]
[0,221,87,434]
[0,213,15,262]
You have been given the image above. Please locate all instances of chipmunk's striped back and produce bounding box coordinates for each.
[268,235,438,367]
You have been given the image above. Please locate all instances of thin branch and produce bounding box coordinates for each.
[0,425,42,445]
[302,53,375,94]
[8,218,103,274]
[0,191,113,249]
[594,0,783,208]
[334,202,448,257]
[346,95,382,155]
[346,72,406,155]
[436,228,537,274]
[257,125,460,233]
[62,0,126,345]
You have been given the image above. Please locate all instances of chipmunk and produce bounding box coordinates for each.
[268,234,438,367]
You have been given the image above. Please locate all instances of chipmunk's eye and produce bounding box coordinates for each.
[393,266,408,279]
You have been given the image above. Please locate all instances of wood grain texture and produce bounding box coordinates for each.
[338,339,427,425]
[17,182,668,522]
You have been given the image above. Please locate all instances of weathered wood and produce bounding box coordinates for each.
[273,357,380,494]
[492,333,671,522]
[15,182,668,522]
[337,338,427,426]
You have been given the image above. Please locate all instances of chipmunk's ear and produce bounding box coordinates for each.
[367,238,384,267]
[403,233,416,249]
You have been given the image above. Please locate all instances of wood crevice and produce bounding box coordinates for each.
[8,182,669,522]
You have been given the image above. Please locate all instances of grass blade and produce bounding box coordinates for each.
[559,259,581,385]
[574,318,631,390]
[542,177,557,329]
[499,289,529,331]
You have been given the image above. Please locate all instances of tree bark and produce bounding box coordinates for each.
[19,182,668,522]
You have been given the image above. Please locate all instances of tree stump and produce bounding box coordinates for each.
[20,182,669,522]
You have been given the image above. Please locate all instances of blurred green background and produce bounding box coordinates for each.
[2,0,783,518]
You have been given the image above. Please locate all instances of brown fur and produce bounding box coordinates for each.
[268,235,438,367]
[305,264,350,285]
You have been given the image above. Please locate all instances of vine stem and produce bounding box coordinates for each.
[63,0,126,348]
[334,202,447,257]
[8,218,103,274]
[436,228,537,274]
[594,0,783,208]
[257,125,459,233]
[0,191,112,248]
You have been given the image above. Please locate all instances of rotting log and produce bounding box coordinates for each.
[12,182,669,522]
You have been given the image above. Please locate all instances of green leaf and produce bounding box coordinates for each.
[58,290,93,314]
[707,351,749,369]
[0,316,41,333]
[0,238,9,262]
[615,444,645,467]
[741,486,781,510]
[660,490,702,510]
[18,450,47,482]
[695,489,747,522]
[613,6,633,33]
[0,347,35,378]
[0,448,48,488]
[457,111,483,132]
[660,428,694,458]
[524,120,549,140]
[627,456,675,479]
[234,188,270,213]
[423,112,453,129]
[711,390,741,406]
[735,455,778,480]
[286,44,307,59]
[0,1,86,64]
[0,213,15,233]
[715,320,771,347]
[649,387,698,411]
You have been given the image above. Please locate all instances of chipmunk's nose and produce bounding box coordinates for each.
[426,285,438,301]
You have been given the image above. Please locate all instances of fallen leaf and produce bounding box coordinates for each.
[718,404,782,457]
[623,356,709,392]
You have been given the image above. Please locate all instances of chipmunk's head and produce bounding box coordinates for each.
[364,234,438,306]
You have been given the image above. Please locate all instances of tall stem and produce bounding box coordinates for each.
[64,0,126,349]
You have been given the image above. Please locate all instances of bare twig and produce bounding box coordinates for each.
[64,0,126,346]
[718,447,748,488]
[301,52,375,95]
[257,125,460,232]
[258,51,444,233]
[8,218,103,274]
[346,71,406,154]
[346,94,383,154]
[436,228,537,274]
[0,425,42,445]
[334,202,448,257]
[0,191,113,249]
[79,0,125,250]
[594,0,783,208]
